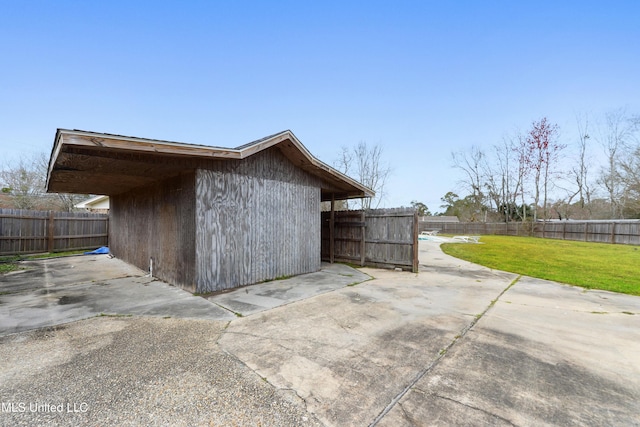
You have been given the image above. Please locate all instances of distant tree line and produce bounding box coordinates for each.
[442,108,640,221]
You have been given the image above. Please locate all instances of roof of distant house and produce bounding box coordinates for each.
[74,194,109,209]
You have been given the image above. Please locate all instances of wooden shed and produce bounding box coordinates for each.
[46,129,373,293]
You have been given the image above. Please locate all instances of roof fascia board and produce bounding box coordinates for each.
[279,131,375,198]
[46,129,65,191]
[56,129,243,159]
[237,131,292,159]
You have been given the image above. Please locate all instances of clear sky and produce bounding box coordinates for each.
[1,1,638,212]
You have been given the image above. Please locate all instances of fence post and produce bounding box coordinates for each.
[360,210,366,266]
[47,210,55,252]
[611,222,616,244]
[583,222,589,242]
[412,212,419,273]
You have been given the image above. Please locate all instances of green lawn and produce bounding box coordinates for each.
[440,235,640,296]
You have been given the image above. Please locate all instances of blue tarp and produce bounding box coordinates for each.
[84,246,110,255]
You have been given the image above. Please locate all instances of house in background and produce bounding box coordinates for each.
[421,215,459,223]
[74,195,110,213]
[46,129,373,293]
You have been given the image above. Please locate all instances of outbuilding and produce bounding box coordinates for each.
[46,129,373,293]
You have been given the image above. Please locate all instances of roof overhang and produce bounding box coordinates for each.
[46,129,374,202]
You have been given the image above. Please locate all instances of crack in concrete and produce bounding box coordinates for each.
[499,300,639,316]
[217,325,321,423]
[222,330,340,350]
[434,394,519,426]
[397,401,422,425]
[368,275,522,426]
[279,387,314,414]
[208,299,243,317]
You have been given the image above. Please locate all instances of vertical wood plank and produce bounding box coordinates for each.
[47,211,55,252]
[330,194,335,264]
[195,147,322,292]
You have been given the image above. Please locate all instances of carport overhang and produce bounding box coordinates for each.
[46,129,375,202]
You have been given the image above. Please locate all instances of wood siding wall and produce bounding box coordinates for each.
[0,209,108,255]
[110,173,197,291]
[195,148,322,292]
[420,221,640,245]
[321,209,419,271]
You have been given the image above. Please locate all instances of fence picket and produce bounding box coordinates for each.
[0,209,109,255]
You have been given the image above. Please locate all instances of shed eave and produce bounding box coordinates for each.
[46,129,375,200]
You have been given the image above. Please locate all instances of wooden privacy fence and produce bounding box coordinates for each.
[420,220,640,245]
[322,208,419,272]
[0,209,109,255]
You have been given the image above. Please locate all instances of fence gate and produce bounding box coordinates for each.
[321,208,418,272]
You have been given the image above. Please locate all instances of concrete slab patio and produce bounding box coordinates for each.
[0,255,235,336]
[1,241,639,426]
[0,257,371,336]
[208,263,372,316]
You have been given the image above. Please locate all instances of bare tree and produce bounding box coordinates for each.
[573,113,594,209]
[489,133,529,222]
[595,108,637,218]
[554,114,596,219]
[617,114,640,217]
[619,145,640,216]
[335,141,392,210]
[0,153,48,209]
[524,118,563,221]
[451,145,485,208]
[0,152,87,211]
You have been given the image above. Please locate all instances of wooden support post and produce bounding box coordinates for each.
[47,211,55,252]
[330,194,335,264]
[360,210,366,266]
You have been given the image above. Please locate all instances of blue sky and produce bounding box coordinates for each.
[1,1,639,212]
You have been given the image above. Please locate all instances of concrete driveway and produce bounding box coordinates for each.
[1,242,639,426]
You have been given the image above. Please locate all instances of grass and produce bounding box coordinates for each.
[28,250,88,259]
[440,235,640,296]
[0,250,88,275]
[0,255,21,274]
